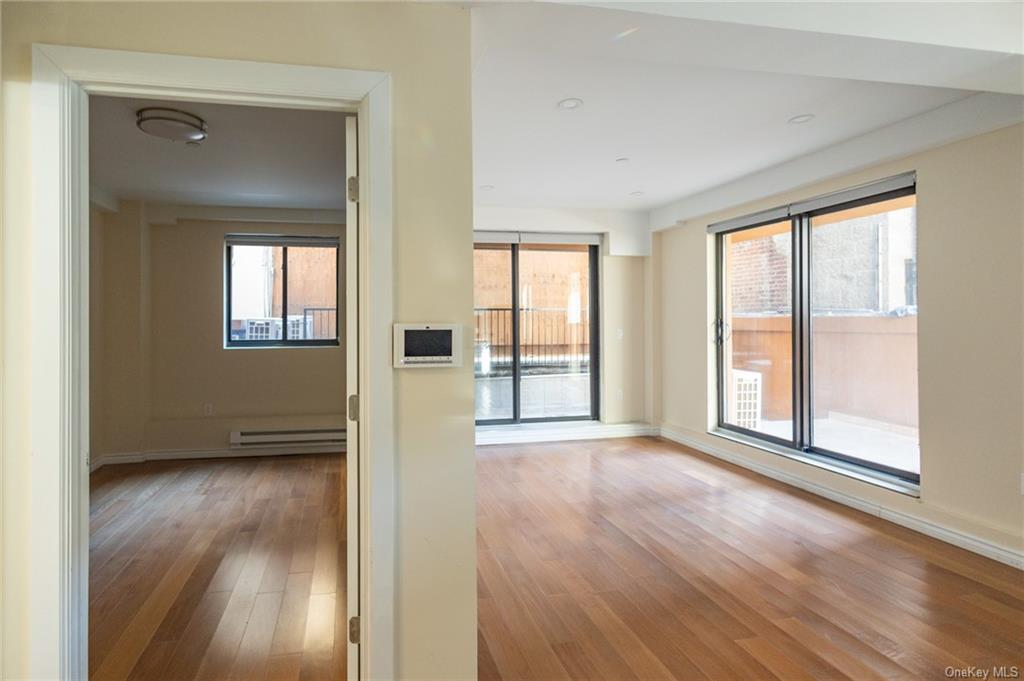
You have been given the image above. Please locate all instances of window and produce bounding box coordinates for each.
[714,173,919,482]
[473,237,599,423]
[226,235,339,347]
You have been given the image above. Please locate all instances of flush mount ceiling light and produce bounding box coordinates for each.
[787,113,816,125]
[615,157,630,164]
[478,184,495,192]
[629,190,645,197]
[556,97,584,110]
[613,27,640,41]
[136,107,208,143]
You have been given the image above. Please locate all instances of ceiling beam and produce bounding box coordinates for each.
[574,2,1024,56]
[474,205,650,255]
[649,92,1024,231]
[486,4,1023,94]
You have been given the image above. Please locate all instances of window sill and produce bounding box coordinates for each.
[709,428,920,497]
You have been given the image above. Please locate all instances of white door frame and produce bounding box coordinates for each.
[30,44,395,680]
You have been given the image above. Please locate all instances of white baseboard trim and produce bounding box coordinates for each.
[476,421,658,446]
[90,443,346,472]
[659,426,1023,570]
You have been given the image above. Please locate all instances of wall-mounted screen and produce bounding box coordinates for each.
[393,324,463,367]
[405,329,453,357]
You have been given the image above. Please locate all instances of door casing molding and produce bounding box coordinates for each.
[29,43,395,680]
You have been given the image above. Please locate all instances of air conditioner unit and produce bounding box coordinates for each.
[731,369,763,431]
[230,428,346,449]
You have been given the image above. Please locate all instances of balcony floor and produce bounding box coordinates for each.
[476,373,591,421]
[759,416,919,475]
[477,376,918,475]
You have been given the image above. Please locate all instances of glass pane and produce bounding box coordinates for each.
[285,246,339,341]
[474,244,514,421]
[229,245,284,341]
[518,244,592,419]
[721,221,794,439]
[810,194,919,475]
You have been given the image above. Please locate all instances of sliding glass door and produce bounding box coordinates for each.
[719,220,795,444]
[715,174,920,482]
[808,193,919,476]
[474,240,599,424]
[474,244,515,421]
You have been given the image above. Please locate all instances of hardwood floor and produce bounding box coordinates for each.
[89,453,346,681]
[477,437,1024,681]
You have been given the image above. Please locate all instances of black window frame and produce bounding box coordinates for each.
[714,176,920,484]
[225,234,341,348]
[474,242,601,425]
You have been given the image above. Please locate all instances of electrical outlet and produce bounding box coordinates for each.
[617,389,624,402]
[203,403,215,417]
[617,328,624,340]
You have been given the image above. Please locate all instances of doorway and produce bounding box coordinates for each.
[30,44,396,681]
[87,95,351,680]
[473,239,600,424]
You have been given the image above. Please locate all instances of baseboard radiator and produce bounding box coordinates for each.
[230,427,346,449]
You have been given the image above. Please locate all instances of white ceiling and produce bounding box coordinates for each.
[472,4,988,211]
[90,96,347,209]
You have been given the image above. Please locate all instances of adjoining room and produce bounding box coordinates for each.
[88,96,349,681]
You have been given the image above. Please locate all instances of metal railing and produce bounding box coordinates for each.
[303,307,337,340]
[230,307,338,341]
[474,306,590,375]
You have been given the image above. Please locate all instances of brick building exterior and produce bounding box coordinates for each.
[727,206,917,316]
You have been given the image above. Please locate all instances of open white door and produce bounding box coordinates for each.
[345,114,361,681]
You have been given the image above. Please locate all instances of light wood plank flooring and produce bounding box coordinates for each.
[477,437,1024,681]
[89,454,346,681]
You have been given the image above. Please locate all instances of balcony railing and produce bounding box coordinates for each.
[230,307,338,341]
[303,307,337,339]
[474,306,590,376]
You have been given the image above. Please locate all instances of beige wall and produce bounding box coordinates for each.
[601,255,648,423]
[91,202,148,455]
[151,217,345,449]
[654,123,1024,551]
[2,3,475,680]
[90,204,346,457]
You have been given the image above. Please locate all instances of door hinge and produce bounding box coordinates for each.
[348,394,360,422]
[348,616,361,644]
[347,176,360,203]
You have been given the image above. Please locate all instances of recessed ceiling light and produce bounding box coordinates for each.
[136,107,208,143]
[629,191,645,197]
[615,157,630,164]
[478,185,495,191]
[613,27,640,41]
[787,113,816,125]
[557,97,584,110]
